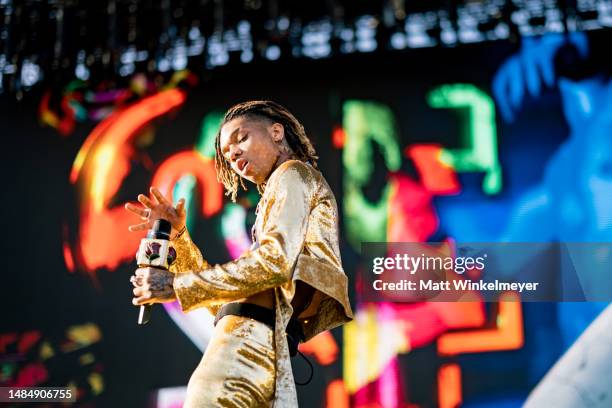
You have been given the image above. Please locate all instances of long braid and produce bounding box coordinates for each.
[214,100,319,202]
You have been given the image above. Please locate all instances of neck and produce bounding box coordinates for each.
[260,151,295,187]
[273,151,294,172]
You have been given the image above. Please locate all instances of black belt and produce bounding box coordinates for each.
[214,302,305,357]
[214,302,314,385]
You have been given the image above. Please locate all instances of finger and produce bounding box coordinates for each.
[125,202,149,218]
[176,198,185,216]
[150,186,172,206]
[133,295,152,306]
[128,223,149,232]
[135,268,150,278]
[130,275,143,287]
[138,194,155,209]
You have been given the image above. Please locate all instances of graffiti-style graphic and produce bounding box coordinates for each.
[65,89,188,275]
[40,71,198,136]
[338,93,521,407]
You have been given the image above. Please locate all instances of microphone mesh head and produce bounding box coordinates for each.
[153,219,171,233]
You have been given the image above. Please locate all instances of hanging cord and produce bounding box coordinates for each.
[294,349,314,386]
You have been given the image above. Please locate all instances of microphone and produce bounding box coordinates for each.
[135,219,176,325]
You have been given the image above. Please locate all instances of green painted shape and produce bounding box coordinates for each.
[173,111,224,229]
[342,101,401,249]
[428,84,502,195]
[196,112,224,159]
[173,174,196,230]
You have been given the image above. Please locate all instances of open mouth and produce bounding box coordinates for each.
[236,158,249,173]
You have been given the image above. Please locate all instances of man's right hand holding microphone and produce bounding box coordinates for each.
[124,187,187,309]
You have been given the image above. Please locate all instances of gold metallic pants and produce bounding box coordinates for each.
[184,315,277,408]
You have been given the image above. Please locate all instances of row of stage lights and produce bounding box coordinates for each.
[1,0,611,97]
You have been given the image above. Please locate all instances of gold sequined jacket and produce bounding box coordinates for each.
[169,159,354,407]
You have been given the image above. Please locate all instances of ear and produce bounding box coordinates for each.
[270,123,285,142]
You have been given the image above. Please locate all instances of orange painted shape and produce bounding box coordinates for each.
[63,241,75,273]
[438,363,462,408]
[298,330,338,366]
[86,90,186,211]
[437,292,524,356]
[432,302,486,329]
[151,151,223,217]
[405,144,460,195]
[326,379,350,408]
[332,126,346,149]
[70,90,188,273]
[80,207,145,272]
[70,111,119,184]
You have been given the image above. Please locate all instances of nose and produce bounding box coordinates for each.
[228,145,242,161]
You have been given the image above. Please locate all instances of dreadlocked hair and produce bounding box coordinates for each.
[214,100,319,202]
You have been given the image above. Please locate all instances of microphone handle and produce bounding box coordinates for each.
[138,304,152,325]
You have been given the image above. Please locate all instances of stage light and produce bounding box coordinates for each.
[355,15,377,52]
[440,29,457,45]
[302,20,333,59]
[20,59,41,87]
[172,41,188,71]
[136,50,148,61]
[157,58,171,72]
[405,15,436,48]
[188,26,200,40]
[278,16,290,31]
[75,51,90,81]
[237,20,250,34]
[494,22,510,38]
[1,0,611,97]
[265,45,280,60]
[240,50,253,63]
[0,54,4,94]
[207,33,229,67]
[599,1,612,25]
[188,38,205,57]
[118,64,135,77]
[339,28,353,41]
[390,32,407,50]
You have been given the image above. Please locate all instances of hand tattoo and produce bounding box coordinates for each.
[149,272,173,291]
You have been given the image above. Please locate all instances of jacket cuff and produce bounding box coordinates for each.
[169,229,207,274]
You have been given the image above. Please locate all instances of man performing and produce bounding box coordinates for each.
[125,100,353,407]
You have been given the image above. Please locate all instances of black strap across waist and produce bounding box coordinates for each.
[214,302,276,328]
[214,302,313,385]
[214,302,305,353]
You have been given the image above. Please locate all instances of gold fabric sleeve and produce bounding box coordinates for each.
[171,162,315,313]
[169,229,208,274]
